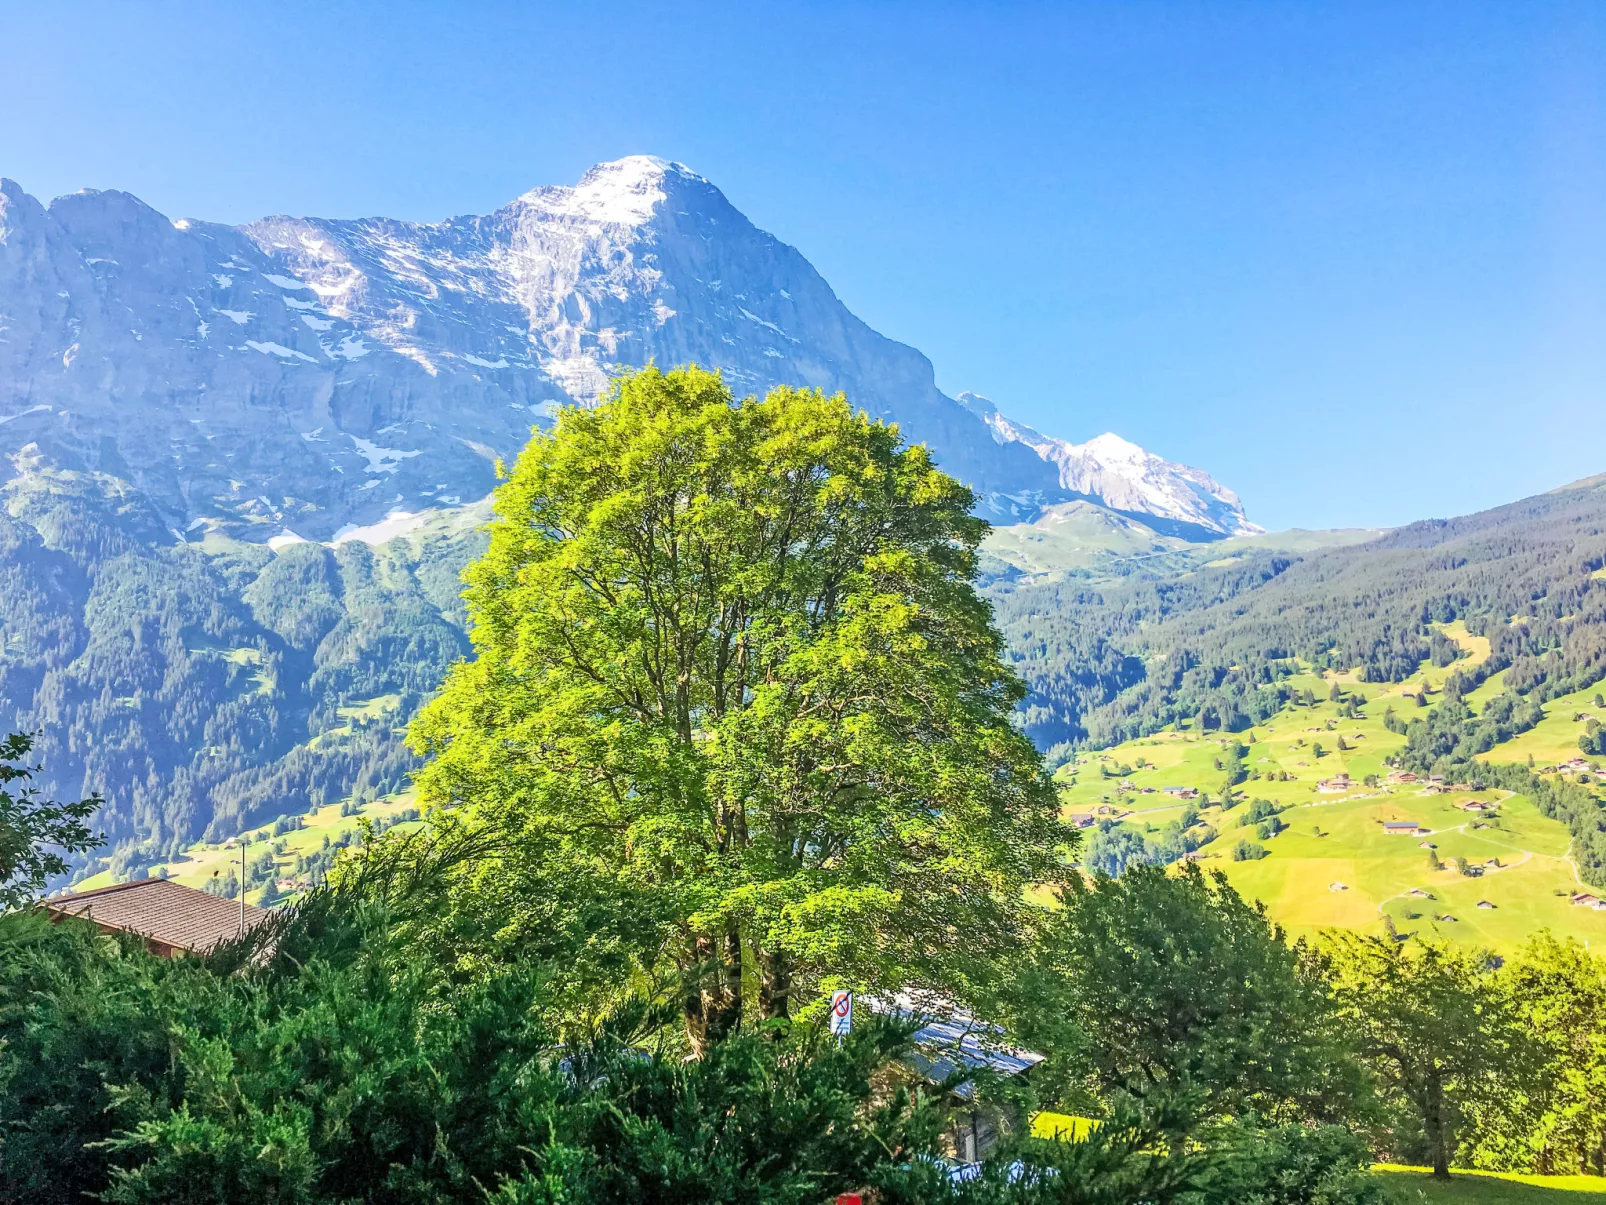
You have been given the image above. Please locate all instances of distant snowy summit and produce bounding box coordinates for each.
[957,393,1261,537]
[0,155,1254,539]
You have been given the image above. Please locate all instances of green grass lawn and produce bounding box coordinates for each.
[1056,633,1606,954]
[1374,1165,1606,1203]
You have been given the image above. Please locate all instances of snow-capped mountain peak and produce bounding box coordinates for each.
[956,392,1260,538]
[510,155,697,227]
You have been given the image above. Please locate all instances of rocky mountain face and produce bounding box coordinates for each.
[0,156,1253,538]
[957,393,1260,539]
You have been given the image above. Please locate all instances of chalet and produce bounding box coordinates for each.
[1384,821,1425,835]
[1316,775,1353,794]
[1476,900,1496,910]
[1437,914,1458,923]
[1460,800,1494,813]
[1067,813,1097,829]
[1161,786,1198,799]
[1559,758,1592,774]
[1407,888,1435,899]
[1386,771,1419,785]
[1571,892,1606,910]
[43,878,272,958]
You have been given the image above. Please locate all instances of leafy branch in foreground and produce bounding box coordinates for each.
[0,731,101,910]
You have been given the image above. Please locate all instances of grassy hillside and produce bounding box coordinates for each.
[1055,640,1606,954]
[992,473,1606,751]
[980,506,1383,584]
[73,790,423,907]
[1476,681,1606,768]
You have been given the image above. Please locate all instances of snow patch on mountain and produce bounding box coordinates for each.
[957,392,1260,537]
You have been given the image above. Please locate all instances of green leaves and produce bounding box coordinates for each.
[410,366,1070,1041]
[0,731,102,910]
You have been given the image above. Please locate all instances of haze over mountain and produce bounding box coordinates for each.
[0,156,1255,540]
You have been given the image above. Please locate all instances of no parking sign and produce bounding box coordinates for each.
[829,990,852,1037]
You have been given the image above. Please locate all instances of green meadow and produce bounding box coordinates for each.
[1056,626,1606,954]
[1374,1166,1606,1204]
[1476,680,1606,768]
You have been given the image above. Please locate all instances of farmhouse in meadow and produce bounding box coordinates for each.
[1383,820,1425,835]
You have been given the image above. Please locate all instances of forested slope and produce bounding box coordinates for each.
[992,474,1606,753]
[0,449,486,879]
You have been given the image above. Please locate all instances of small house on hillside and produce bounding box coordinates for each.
[1571,892,1606,910]
[1477,900,1496,910]
[1317,775,1353,794]
[1386,771,1420,785]
[1384,821,1425,835]
[43,878,273,957]
[1161,786,1198,799]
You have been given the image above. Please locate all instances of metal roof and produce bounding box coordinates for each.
[870,992,1045,1099]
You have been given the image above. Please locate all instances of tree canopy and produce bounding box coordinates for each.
[410,366,1071,1048]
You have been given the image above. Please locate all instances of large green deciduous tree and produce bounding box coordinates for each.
[411,366,1070,1050]
[1472,935,1606,1175]
[1325,933,1523,1179]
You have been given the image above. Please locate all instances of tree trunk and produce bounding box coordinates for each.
[1425,1073,1451,1179]
[759,945,792,1020]
[681,930,744,1057]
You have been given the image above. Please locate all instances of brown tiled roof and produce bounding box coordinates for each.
[44,878,272,954]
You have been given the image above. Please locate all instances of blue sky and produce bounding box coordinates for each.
[3,0,1602,530]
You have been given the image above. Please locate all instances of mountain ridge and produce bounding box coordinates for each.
[0,156,1255,539]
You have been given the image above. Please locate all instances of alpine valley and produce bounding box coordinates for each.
[2,157,1604,916]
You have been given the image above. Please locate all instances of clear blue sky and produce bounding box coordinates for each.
[3,1,1603,530]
